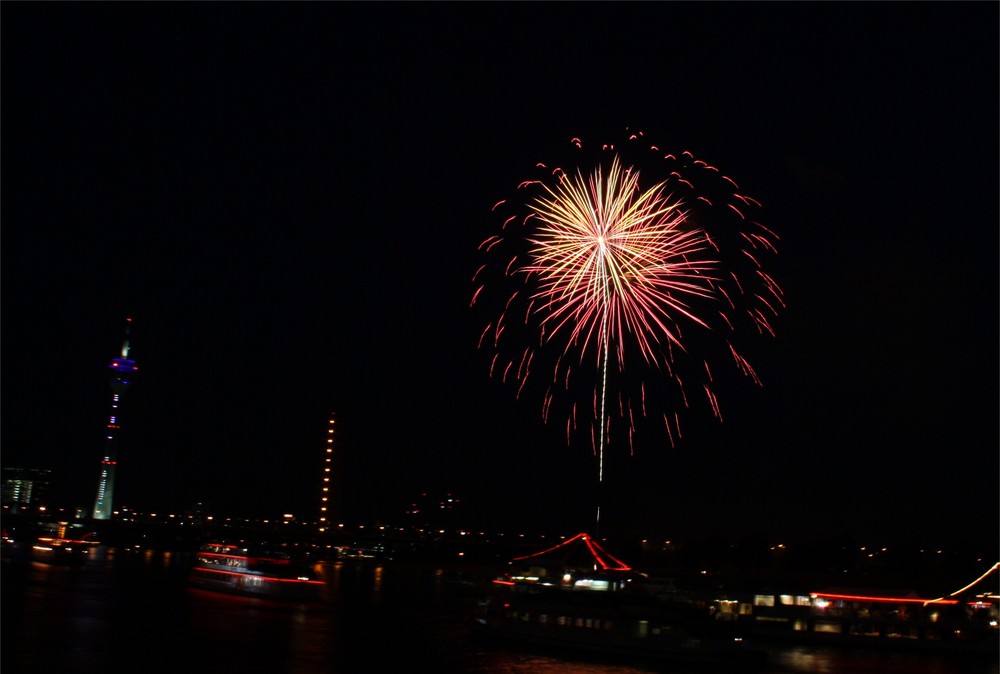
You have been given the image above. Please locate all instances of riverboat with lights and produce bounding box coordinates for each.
[473,533,766,667]
[30,536,96,565]
[711,573,1000,654]
[189,542,325,600]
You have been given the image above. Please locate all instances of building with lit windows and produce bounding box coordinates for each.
[1,466,52,513]
[92,319,139,520]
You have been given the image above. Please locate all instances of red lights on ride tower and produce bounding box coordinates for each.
[92,319,139,521]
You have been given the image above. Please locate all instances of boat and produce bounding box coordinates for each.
[711,565,1000,654]
[189,542,325,601]
[473,533,767,667]
[30,536,97,565]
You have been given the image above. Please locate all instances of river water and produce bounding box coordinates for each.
[2,548,996,674]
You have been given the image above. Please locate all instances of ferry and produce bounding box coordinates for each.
[190,542,325,601]
[30,536,96,565]
[473,533,767,667]
[711,563,1000,654]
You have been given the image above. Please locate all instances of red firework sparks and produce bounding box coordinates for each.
[471,132,783,457]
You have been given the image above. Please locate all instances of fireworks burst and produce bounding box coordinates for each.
[471,132,783,483]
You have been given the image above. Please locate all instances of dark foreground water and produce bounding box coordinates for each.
[3,548,997,674]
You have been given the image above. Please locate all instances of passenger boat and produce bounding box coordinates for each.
[190,542,325,600]
[713,563,1000,654]
[473,533,766,667]
[30,536,96,565]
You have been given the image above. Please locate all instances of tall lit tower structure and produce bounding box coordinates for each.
[92,318,139,520]
[318,412,336,533]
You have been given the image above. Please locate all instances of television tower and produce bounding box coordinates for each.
[92,318,139,520]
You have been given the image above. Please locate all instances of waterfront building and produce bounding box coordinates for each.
[1,466,52,513]
[92,318,139,520]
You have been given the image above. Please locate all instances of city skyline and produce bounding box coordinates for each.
[2,3,996,549]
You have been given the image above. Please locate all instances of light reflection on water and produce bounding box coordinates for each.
[2,548,997,674]
[770,645,999,674]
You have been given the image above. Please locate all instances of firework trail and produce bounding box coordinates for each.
[471,132,783,527]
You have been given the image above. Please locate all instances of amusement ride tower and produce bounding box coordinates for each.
[92,318,139,520]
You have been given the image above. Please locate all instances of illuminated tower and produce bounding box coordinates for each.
[92,318,139,520]
[318,412,336,532]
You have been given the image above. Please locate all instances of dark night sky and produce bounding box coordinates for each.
[2,3,997,549]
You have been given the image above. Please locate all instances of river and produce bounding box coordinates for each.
[2,547,996,674]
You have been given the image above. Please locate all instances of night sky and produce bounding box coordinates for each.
[3,3,997,549]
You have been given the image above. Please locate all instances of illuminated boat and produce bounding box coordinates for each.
[30,536,96,565]
[189,542,325,600]
[713,565,1000,654]
[473,533,766,667]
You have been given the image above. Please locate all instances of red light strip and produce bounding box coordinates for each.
[511,532,631,570]
[583,536,631,571]
[512,532,589,561]
[812,592,957,605]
